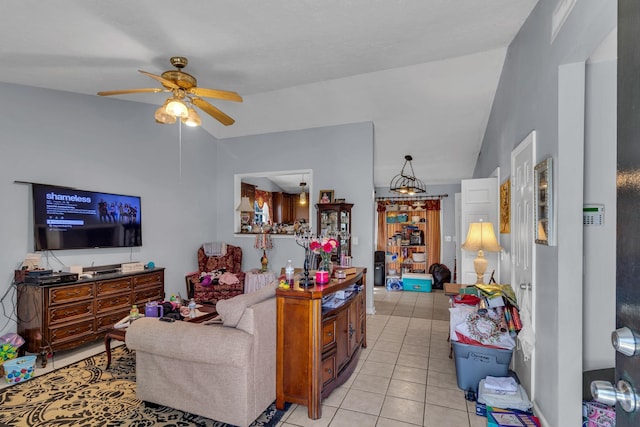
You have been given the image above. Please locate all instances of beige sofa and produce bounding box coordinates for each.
[126,283,277,427]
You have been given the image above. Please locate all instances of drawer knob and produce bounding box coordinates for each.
[326,368,333,374]
[327,332,332,337]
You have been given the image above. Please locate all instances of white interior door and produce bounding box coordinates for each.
[510,131,536,401]
[460,177,499,284]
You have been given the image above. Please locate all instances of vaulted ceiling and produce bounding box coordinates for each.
[0,0,537,189]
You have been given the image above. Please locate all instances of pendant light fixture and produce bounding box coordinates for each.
[389,155,426,195]
[299,175,307,205]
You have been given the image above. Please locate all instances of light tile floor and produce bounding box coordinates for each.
[3,287,483,426]
[277,287,485,427]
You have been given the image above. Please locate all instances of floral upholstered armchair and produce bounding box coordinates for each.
[185,244,245,306]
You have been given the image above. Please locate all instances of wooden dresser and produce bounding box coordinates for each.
[276,268,366,419]
[17,268,164,366]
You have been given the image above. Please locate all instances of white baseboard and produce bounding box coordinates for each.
[532,401,550,427]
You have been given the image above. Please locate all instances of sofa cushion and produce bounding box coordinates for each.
[216,281,278,327]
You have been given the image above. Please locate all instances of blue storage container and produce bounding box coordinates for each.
[401,273,432,292]
[452,341,513,393]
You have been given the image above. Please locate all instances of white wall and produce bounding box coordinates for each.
[583,59,616,371]
[0,82,220,336]
[473,0,616,425]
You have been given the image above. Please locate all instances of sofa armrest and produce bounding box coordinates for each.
[126,317,253,368]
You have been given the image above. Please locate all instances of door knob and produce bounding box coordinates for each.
[611,327,640,356]
[591,379,640,413]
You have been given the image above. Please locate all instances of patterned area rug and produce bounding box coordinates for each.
[0,347,288,426]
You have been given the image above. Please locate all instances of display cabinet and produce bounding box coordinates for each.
[316,202,353,262]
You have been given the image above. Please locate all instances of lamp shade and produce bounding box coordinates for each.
[461,222,502,253]
[236,196,253,212]
[181,107,202,127]
[154,101,177,124]
[165,97,189,118]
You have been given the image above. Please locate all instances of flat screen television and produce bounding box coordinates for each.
[32,183,142,251]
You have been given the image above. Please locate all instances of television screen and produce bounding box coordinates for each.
[32,184,142,251]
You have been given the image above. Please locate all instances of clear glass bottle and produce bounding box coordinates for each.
[188,298,197,319]
[285,260,295,282]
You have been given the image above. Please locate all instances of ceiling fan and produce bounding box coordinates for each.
[97,56,243,126]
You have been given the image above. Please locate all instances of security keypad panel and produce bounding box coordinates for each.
[583,204,604,226]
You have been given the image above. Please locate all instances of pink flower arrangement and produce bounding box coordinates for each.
[309,237,339,269]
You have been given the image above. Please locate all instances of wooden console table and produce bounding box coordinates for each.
[17,268,165,367]
[276,268,367,419]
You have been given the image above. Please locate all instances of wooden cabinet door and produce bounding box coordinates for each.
[335,309,349,371]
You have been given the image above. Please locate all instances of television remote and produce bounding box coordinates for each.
[159,317,175,323]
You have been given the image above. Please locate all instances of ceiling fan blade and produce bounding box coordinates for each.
[97,88,166,96]
[138,70,180,90]
[192,97,235,126]
[188,87,243,102]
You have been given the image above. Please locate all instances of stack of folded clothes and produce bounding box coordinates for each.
[477,376,533,413]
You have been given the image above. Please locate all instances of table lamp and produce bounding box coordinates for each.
[461,221,502,284]
[236,196,253,232]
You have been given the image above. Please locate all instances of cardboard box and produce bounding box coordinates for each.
[444,283,470,295]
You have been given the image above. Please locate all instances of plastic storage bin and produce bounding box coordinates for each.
[401,273,432,292]
[3,355,36,384]
[452,342,512,393]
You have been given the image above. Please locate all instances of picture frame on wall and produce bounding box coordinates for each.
[500,179,510,234]
[319,190,334,204]
[534,157,554,245]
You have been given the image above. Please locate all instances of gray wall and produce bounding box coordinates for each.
[213,122,376,312]
[0,82,378,337]
[0,82,219,336]
[473,0,616,425]
[374,183,461,273]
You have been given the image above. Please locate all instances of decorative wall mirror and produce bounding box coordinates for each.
[534,157,554,245]
[234,169,313,235]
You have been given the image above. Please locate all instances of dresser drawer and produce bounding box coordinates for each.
[133,284,164,305]
[96,309,130,333]
[322,317,336,349]
[48,284,94,305]
[132,272,163,288]
[96,277,131,295]
[49,321,94,347]
[321,353,337,387]
[48,301,94,325]
[96,294,131,314]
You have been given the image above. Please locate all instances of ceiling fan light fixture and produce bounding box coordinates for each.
[154,102,177,124]
[181,106,202,127]
[389,155,427,195]
[165,96,189,118]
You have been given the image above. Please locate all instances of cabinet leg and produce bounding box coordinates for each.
[39,350,48,368]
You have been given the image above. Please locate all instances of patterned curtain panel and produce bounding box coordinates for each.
[425,200,441,268]
[376,202,386,251]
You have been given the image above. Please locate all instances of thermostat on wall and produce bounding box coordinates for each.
[583,204,604,226]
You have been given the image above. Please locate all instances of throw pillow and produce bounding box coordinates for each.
[216,281,278,327]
